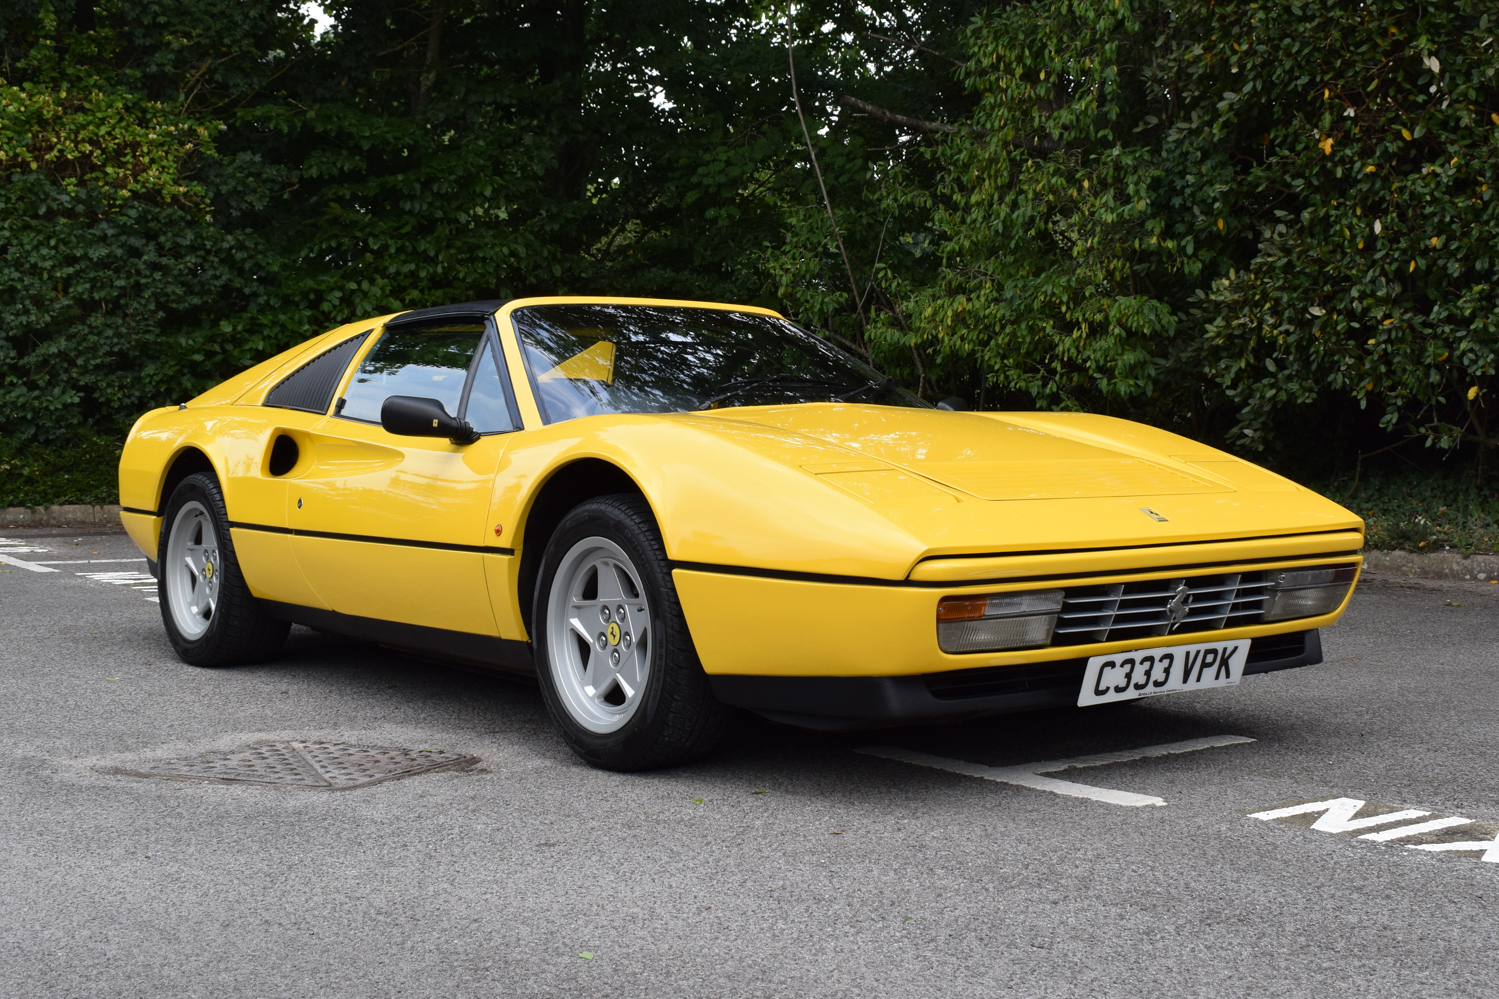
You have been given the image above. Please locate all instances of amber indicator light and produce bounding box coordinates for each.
[936,596,988,622]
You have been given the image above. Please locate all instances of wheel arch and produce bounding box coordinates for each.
[158,446,220,513]
[516,457,648,636]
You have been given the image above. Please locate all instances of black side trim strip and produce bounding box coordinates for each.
[229,521,515,556]
[673,560,903,587]
[121,507,159,517]
[674,550,1362,589]
[261,600,534,674]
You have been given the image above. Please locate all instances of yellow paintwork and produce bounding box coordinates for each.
[675,560,1360,677]
[118,296,1365,680]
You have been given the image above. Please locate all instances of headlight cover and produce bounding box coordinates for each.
[1262,565,1358,622]
[937,590,1064,653]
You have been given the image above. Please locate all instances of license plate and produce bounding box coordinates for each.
[1077,638,1251,707]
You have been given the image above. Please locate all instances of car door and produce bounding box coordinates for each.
[287,311,524,636]
[231,328,376,610]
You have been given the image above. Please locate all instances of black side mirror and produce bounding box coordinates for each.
[936,396,969,412]
[380,395,479,444]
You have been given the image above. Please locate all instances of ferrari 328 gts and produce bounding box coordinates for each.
[117,297,1363,769]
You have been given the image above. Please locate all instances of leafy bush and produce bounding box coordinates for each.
[774,1,1499,463]
[0,431,122,507]
[1,1,972,446]
[1341,465,1499,554]
[0,2,310,443]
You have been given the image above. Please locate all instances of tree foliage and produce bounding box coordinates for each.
[0,0,968,445]
[793,0,1499,463]
[5,0,1499,487]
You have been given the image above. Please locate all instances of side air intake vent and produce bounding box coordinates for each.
[264,332,370,414]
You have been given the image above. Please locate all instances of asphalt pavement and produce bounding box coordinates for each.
[2,526,1496,998]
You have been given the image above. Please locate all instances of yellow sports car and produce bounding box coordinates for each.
[118,297,1363,769]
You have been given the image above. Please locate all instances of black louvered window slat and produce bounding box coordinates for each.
[264,332,370,414]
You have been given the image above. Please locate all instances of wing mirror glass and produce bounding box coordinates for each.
[380,395,479,444]
[936,396,969,411]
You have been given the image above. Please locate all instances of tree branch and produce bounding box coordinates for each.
[863,30,966,67]
[788,25,865,330]
[840,95,976,135]
[840,95,1068,154]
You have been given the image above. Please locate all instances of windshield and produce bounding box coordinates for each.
[513,304,928,424]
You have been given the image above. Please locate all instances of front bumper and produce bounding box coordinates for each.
[672,547,1358,679]
[709,630,1322,730]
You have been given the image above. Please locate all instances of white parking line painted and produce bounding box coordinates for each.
[859,735,1255,808]
[1360,816,1475,841]
[0,554,60,573]
[32,558,147,565]
[76,570,156,588]
[1249,798,1432,832]
[1408,833,1499,861]
[0,539,53,554]
[1250,796,1499,863]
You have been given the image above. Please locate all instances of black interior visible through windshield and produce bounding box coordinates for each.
[512,304,927,424]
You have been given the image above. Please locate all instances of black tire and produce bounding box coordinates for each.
[157,472,289,667]
[532,494,731,770]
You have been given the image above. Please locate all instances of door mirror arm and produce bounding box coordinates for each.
[381,395,479,445]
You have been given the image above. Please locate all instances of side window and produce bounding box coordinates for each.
[460,338,521,433]
[264,331,370,413]
[339,321,485,424]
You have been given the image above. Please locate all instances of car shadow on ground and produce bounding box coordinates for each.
[719,701,1263,770]
[246,625,1283,779]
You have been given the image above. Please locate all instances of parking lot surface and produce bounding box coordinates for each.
[2,527,1496,998]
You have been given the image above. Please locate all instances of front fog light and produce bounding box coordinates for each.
[937,590,1063,653]
[1262,565,1357,622]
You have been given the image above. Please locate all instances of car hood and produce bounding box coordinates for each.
[702,403,1362,559]
[720,404,1222,500]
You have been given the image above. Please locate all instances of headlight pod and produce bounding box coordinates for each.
[937,590,1064,653]
[1262,565,1358,621]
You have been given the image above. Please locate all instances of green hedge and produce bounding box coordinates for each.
[0,432,122,508]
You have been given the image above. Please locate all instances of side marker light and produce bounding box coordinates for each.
[937,590,1064,653]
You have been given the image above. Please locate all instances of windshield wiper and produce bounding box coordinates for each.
[696,374,854,409]
[831,376,901,403]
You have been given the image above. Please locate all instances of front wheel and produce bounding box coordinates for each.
[158,472,289,666]
[533,494,730,770]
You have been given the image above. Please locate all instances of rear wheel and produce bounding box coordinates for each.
[533,494,730,770]
[158,473,289,666]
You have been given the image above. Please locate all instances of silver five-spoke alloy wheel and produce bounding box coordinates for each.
[165,500,221,641]
[545,536,652,734]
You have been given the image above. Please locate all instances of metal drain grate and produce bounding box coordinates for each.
[117,741,477,789]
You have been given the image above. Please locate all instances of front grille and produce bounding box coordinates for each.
[1052,571,1270,645]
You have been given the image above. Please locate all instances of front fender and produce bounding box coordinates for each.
[495,414,933,581]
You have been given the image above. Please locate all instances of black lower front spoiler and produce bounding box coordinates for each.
[708,630,1322,731]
